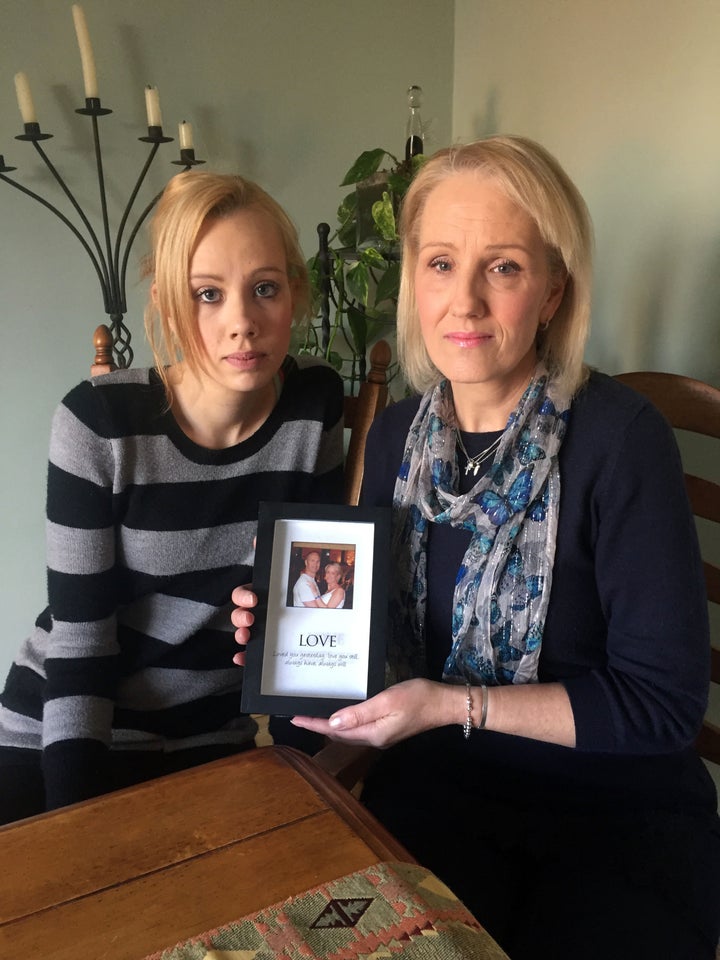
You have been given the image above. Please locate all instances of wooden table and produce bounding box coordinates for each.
[0,745,412,958]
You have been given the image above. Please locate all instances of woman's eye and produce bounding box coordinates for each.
[255,281,279,299]
[428,257,452,273]
[491,259,520,276]
[195,287,222,303]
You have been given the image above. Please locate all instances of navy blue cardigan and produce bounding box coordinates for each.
[361,370,716,813]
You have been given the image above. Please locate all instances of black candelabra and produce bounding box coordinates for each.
[0,99,204,369]
[3,5,206,368]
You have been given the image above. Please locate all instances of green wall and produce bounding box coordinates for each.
[0,0,454,676]
[453,0,720,784]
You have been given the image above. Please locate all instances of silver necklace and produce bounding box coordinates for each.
[455,429,503,476]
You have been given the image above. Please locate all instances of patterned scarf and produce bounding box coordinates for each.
[388,366,571,687]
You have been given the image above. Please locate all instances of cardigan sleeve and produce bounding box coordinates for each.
[561,398,710,754]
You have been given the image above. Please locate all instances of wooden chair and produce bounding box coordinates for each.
[91,324,117,377]
[615,371,720,766]
[342,339,391,505]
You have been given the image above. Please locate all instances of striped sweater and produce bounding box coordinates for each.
[0,357,344,809]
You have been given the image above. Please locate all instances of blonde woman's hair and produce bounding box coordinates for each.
[397,136,593,397]
[143,171,310,399]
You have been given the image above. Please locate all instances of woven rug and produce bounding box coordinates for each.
[144,860,509,960]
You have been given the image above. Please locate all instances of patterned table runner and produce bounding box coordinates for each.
[144,860,509,959]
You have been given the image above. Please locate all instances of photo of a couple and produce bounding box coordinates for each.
[289,545,355,610]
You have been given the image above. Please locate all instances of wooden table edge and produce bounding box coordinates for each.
[274,745,416,865]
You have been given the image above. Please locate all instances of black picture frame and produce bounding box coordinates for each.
[240,501,391,718]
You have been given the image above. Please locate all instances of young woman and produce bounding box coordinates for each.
[0,171,343,823]
[233,138,720,959]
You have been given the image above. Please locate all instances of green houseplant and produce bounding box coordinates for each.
[293,148,425,393]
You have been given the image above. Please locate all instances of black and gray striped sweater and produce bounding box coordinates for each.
[0,356,344,809]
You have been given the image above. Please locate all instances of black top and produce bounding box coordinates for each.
[361,370,716,814]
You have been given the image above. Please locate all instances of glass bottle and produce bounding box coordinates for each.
[405,85,424,162]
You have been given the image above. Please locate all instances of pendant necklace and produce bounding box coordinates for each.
[455,429,503,477]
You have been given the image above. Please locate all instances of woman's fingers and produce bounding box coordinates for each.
[231,583,256,650]
[231,585,256,607]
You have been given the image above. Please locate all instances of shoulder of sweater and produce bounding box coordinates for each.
[59,368,162,438]
[569,368,673,443]
[65,366,155,405]
[370,393,423,439]
[281,355,344,429]
[62,366,152,400]
[286,354,343,392]
[90,367,153,387]
[290,353,338,375]
[562,368,681,492]
[368,374,668,445]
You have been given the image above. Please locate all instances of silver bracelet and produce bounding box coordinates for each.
[463,682,473,739]
[478,684,489,730]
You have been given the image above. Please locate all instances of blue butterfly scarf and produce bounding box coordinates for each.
[388,367,571,686]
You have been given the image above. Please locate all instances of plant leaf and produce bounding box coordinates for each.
[387,169,412,197]
[306,253,321,292]
[375,260,400,305]
[327,350,344,371]
[332,260,348,304]
[365,317,386,344]
[335,192,358,247]
[371,192,397,241]
[340,149,387,186]
[345,260,370,305]
[359,246,386,269]
[336,191,357,226]
[346,305,368,355]
[337,223,356,248]
[411,153,428,174]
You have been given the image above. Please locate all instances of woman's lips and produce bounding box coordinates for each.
[445,332,492,347]
[224,351,266,369]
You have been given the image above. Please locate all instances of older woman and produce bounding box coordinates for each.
[234,137,720,958]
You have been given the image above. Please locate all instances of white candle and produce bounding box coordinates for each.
[14,72,37,124]
[178,121,194,150]
[145,85,162,127]
[72,5,98,99]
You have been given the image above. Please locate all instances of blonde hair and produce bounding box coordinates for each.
[143,171,310,398]
[397,136,593,397]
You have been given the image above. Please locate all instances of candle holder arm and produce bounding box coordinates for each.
[30,138,110,296]
[113,142,161,309]
[0,170,110,309]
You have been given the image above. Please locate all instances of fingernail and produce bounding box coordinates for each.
[329,715,344,729]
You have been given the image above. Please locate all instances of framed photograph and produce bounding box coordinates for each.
[241,501,391,718]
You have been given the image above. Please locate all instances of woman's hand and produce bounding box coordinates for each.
[231,585,257,665]
[291,678,463,749]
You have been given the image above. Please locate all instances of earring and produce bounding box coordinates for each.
[538,318,550,331]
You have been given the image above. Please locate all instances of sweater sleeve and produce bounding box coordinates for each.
[563,399,710,754]
[287,358,345,506]
[41,381,120,808]
[311,365,345,506]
